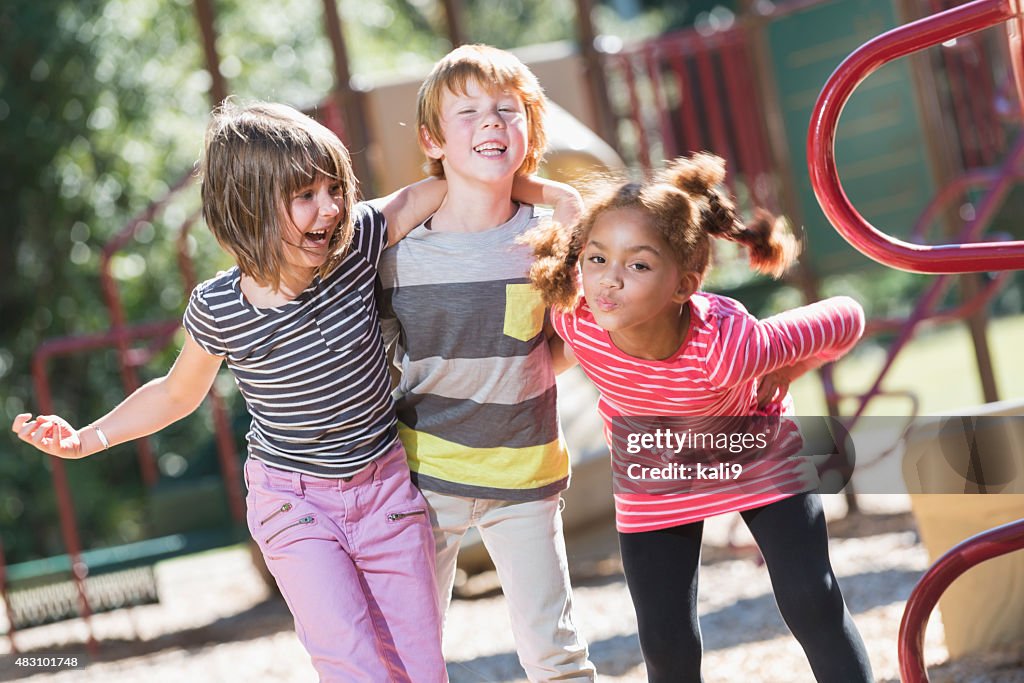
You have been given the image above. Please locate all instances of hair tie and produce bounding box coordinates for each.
[702,188,742,239]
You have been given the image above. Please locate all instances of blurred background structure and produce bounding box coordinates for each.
[2,0,1024,679]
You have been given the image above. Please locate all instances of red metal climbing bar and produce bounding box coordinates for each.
[809,0,1024,273]
[898,519,1024,682]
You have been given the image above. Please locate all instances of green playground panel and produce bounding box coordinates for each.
[5,526,247,589]
[2,473,247,630]
[765,0,937,273]
[3,526,247,631]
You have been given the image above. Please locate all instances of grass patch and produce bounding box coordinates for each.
[790,313,1024,416]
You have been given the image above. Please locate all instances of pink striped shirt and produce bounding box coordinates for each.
[553,291,865,533]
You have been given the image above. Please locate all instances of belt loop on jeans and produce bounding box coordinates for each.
[291,470,303,497]
[371,452,388,488]
[368,456,380,488]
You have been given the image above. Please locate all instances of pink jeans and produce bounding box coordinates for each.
[245,444,446,682]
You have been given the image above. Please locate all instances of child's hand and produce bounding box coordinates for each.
[757,356,827,409]
[12,413,86,459]
[756,369,793,409]
[511,175,583,228]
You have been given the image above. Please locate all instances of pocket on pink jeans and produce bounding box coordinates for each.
[383,502,433,552]
[248,486,318,548]
[385,508,427,524]
[262,513,317,546]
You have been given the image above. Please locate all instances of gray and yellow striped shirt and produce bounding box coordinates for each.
[378,203,569,501]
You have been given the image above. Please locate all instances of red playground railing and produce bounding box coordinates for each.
[809,1,1024,681]
[1,174,243,654]
[897,519,1024,682]
[809,0,1024,274]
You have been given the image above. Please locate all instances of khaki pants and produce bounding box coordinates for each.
[422,489,597,682]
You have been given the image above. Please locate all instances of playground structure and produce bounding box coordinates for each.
[2,0,1024,678]
[0,1,631,654]
[808,0,1024,680]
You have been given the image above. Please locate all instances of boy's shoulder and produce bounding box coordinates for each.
[521,203,551,227]
[528,203,553,218]
[511,203,551,236]
[399,202,544,243]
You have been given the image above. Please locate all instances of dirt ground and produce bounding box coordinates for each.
[1,495,1022,682]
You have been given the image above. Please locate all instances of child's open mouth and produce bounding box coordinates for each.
[304,229,329,245]
[473,142,507,157]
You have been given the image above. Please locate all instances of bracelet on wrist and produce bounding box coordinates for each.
[91,425,110,450]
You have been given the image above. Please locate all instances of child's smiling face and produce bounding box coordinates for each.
[280,176,344,277]
[581,207,695,334]
[422,78,528,186]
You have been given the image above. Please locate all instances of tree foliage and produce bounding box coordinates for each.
[1,0,226,564]
[0,0,668,566]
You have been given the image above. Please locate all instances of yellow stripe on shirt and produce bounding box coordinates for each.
[398,422,569,491]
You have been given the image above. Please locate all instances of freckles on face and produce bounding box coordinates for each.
[430,79,529,178]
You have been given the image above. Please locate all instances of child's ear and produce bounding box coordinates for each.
[671,272,701,304]
[420,126,444,160]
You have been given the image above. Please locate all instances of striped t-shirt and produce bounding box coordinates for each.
[377,203,569,501]
[553,291,865,533]
[182,202,398,478]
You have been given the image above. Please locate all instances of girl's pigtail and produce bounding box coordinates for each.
[727,206,800,279]
[664,152,799,279]
[522,219,582,310]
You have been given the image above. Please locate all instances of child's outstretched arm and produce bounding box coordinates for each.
[512,175,583,228]
[708,296,865,390]
[372,177,448,247]
[11,333,222,459]
[375,175,582,247]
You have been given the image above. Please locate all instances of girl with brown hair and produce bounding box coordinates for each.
[527,152,873,682]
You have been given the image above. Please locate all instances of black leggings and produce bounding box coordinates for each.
[618,493,873,683]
